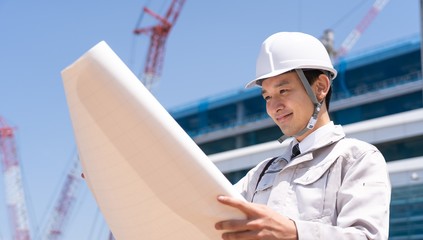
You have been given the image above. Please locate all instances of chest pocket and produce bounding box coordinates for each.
[292,157,340,221]
[252,158,285,204]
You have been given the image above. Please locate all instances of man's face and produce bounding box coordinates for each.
[261,71,314,140]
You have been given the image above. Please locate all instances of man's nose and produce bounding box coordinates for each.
[269,98,284,113]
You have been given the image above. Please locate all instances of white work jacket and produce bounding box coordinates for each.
[234,124,391,240]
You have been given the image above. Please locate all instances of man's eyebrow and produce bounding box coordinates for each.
[261,80,289,95]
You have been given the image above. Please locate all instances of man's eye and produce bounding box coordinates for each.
[263,96,270,101]
[280,89,287,94]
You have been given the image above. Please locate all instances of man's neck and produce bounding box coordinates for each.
[296,110,331,142]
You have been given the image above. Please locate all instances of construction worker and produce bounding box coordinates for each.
[215,32,391,239]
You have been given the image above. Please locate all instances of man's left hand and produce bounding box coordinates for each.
[215,195,298,240]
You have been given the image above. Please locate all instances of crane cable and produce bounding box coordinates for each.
[329,0,369,30]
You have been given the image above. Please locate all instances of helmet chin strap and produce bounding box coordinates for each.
[278,69,322,143]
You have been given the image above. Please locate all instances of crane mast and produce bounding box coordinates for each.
[134,0,186,90]
[0,116,31,240]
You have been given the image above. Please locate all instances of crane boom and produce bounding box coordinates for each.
[336,0,390,59]
[0,116,31,240]
[134,0,186,90]
[41,157,81,240]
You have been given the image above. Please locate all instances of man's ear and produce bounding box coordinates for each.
[314,74,330,101]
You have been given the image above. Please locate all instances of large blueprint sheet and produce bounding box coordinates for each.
[61,41,246,239]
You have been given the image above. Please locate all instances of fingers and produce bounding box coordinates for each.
[215,219,250,232]
[216,195,298,239]
[217,195,263,216]
[216,196,265,233]
[221,230,259,240]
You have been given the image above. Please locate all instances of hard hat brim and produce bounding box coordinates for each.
[245,67,294,88]
[245,65,337,89]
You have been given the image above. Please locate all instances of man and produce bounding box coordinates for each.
[215,32,391,239]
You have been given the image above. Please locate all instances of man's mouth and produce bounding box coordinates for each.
[275,113,293,123]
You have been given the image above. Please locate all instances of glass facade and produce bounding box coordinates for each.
[376,135,423,162]
[332,51,420,100]
[240,126,281,147]
[390,184,423,239]
[199,136,236,155]
[331,91,423,126]
[199,126,281,155]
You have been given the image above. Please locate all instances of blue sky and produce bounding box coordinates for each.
[0,0,420,239]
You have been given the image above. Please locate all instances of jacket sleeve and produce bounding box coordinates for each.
[295,148,391,240]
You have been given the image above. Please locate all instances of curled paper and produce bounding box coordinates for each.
[61,41,246,239]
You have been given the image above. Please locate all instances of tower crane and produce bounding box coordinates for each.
[40,156,81,240]
[0,116,31,240]
[321,0,390,61]
[336,0,390,60]
[320,0,390,98]
[133,0,186,90]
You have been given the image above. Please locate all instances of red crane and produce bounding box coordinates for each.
[0,116,31,240]
[134,0,186,90]
[336,0,390,59]
[319,0,390,98]
[41,157,81,240]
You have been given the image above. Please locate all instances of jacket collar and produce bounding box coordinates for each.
[281,122,345,165]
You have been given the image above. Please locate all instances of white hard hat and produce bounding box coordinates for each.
[246,32,337,88]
